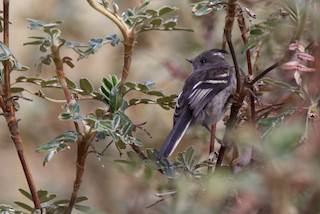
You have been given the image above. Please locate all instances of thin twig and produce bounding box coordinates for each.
[207,123,216,174]
[1,0,41,209]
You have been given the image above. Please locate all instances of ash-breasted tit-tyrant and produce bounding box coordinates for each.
[157,49,236,160]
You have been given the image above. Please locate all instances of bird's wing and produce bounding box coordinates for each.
[187,73,230,117]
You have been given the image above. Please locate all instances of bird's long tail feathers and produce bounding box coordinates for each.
[157,116,191,160]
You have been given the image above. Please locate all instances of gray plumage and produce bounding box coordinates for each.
[157,49,236,160]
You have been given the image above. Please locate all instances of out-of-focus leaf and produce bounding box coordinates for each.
[175,146,197,173]
[14,202,33,212]
[159,6,177,16]
[74,204,90,212]
[193,3,214,16]
[11,87,24,93]
[74,196,88,203]
[106,34,120,46]
[36,131,79,165]
[261,77,301,94]
[135,0,152,13]
[144,159,161,170]
[112,113,121,130]
[258,108,296,139]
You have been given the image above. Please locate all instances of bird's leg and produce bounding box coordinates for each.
[208,123,216,174]
[205,125,226,147]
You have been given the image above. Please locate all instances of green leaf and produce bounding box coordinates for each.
[163,17,178,29]
[193,3,213,16]
[241,38,260,53]
[261,77,300,94]
[143,159,161,170]
[40,194,57,203]
[66,77,77,90]
[159,6,177,16]
[53,199,70,205]
[106,34,120,46]
[75,196,88,203]
[14,201,33,212]
[0,41,13,61]
[150,18,163,27]
[37,190,48,201]
[175,146,196,172]
[127,151,142,162]
[58,112,72,121]
[11,87,24,93]
[122,122,132,136]
[74,204,90,212]
[18,188,32,201]
[146,9,158,16]
[250,28,264,35]
[135,0,152,13]
[112,113,121,130]
[79,78,94,95]
[116,140,126,149]
[27,18,46,30]
[146,148,158,160]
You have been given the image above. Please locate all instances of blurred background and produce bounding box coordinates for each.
[1,0,314,213]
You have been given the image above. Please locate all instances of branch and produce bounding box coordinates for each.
[86,0,136,87]
[66,134,92,214]
[237,10,256,126]
[86,0,129,41]
[216,0,243,169]
[0,0,41,209]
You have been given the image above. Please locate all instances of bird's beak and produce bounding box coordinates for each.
[185,58,194,64]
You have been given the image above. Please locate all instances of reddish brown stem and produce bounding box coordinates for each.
[216,0,242,168]
[1,0,41,209]
[66,136,90,214]
[208,123,216,174]
[120,33,135,87]
[237,11,256,124]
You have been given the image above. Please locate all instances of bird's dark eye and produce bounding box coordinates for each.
[200,59,206,63]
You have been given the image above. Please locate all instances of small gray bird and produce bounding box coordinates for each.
[157,49,236,160]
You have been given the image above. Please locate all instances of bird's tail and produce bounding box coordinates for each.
[157,116,191,160]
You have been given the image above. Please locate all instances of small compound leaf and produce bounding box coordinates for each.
[18,188,32,201]
[116,140,126,150]
[135,0,152,13]
[193,3,214,16]
[79,78,94,95]
[159,6,177,16]
[66,77,77,90]
[74,196,88,203]
[40,194,57,203]
[37,190,48,201]
[143,159,161,170]
[146,9,158,16]
[112,113,121,130]
[74,205,90,212]
[58,112,72,121]
[106,34,120,46]
[14,202,33,212]
[11,87,24,93]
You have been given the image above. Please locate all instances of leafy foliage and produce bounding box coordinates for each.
[241,8,290,53]
[102,0,192,33]
[36,131,79,166]
[14,188,89,213]
[191,0,225,16]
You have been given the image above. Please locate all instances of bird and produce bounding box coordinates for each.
[157,49,237,160]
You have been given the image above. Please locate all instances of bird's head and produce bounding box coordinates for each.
[186,49,229,72]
